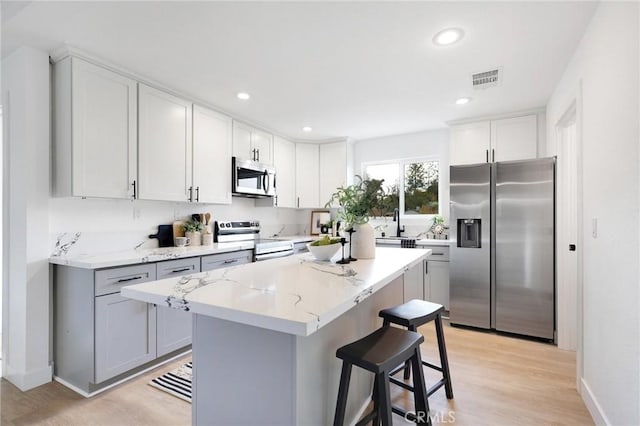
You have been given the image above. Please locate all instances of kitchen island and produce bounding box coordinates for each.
[122,247,430,425]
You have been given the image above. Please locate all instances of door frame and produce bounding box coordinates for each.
[555,84,584,390]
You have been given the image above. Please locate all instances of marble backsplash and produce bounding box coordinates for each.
[49,196,311,257]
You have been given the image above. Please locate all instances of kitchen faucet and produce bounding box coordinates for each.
[393,208,405,237]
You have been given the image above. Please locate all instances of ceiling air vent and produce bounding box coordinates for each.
[472,67,502,89]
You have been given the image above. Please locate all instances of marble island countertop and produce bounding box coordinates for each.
[376,237,451,246]
[48,242,255,269]
[121,247,430,336]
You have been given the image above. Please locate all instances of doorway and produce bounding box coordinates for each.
[556,99,583,389]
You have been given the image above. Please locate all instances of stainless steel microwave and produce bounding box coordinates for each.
[232,157,276,198]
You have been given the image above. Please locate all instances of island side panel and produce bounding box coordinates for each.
[294,276,404,425]
[192,314,296,426]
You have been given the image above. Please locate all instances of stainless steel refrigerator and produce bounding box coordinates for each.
[449,157,555,340]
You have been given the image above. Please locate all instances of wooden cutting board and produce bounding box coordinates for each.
[173,221,185,239]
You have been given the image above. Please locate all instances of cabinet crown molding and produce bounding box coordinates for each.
[446,107,545,127]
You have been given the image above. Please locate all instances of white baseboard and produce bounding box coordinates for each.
[4,363,53,391]
[581,378,610,425]
[349,396,372,426]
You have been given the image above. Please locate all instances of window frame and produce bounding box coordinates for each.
[361,156,442,219]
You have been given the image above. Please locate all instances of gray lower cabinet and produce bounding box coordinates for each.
[54,249,256,394]
[54,262,159,393]
[201,249,253,271]
[155,257,201,357]
[95,292,157,382]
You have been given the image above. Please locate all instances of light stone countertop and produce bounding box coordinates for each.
[376,237,451,246]
[48,242,255,269]
[121,247,430,336]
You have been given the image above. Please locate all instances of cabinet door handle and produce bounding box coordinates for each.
[188,186,193,202]
[275,195,278,207]
[195,186,200,203]
[223,259,238,264]
[131,180,137,199]
[431,253,444,256]
[171,267,191,273]
[297,197,300,208]
[117,275,143,283]
[252,148,256,161]
[256,148,260,162]
[486,149,489,163]
[492,149,495,162]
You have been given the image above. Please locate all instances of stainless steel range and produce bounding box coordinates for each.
[214,220,294,261]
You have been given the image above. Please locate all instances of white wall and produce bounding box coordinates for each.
[1,46,53,390]
[546,3,639,425]
[353,128,450,235]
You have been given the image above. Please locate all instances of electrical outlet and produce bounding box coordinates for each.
[592,217,598,238]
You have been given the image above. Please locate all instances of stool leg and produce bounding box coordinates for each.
[403,325,417,380]
[410,348,432,426]
[333,362,352,426]
[435,314,454,399]
[375,372,393,426]
[372,377,380,426]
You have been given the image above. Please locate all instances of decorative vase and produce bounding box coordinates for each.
[350,223,376,259]
[185,231,201,246]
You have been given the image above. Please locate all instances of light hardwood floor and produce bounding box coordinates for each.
[0,321,593,425]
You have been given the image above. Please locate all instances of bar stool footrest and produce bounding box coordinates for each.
[389,376,415,392]
[390,364,408,377]
[423,361,443,373]
[391,406,431,425]
[427,378,446,397]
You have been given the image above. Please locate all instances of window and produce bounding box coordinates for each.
[363,158,440,217]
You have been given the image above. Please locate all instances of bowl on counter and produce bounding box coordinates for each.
[306,240,341,261]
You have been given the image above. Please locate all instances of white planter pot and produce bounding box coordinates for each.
[350,223,376,259]
[185,231,201,246]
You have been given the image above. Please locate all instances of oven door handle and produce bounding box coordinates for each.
[255,249,294,261]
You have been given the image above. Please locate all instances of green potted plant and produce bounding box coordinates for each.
[326,176,383,259]
[183,220,204,247]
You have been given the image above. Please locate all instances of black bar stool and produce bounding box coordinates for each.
[379,299,454,403]
[334,326,431,426]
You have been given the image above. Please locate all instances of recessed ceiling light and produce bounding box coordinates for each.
[455,97,472,105]
[433,28,464,46]
[236,92,250,100]
[302,126,313,132]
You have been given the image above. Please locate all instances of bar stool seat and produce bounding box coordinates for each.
[379,299,454,401]
[334,326,431,426]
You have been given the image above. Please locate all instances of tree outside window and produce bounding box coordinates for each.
[363,159,440,217]
[404,161,439,215]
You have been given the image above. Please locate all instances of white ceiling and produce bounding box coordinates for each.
[2,1,597,141]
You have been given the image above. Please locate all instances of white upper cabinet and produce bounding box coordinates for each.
[138,84,193,202]
[54,57,137,199]
[272,136,296,208]
[450,121,491,166]
[252,129,273,165]
[232,121,273,165]
[319,142,348,207]
[490,115,538,162]
[192,105,233,204]
[295,143,320,208]
[450,114,539,165]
